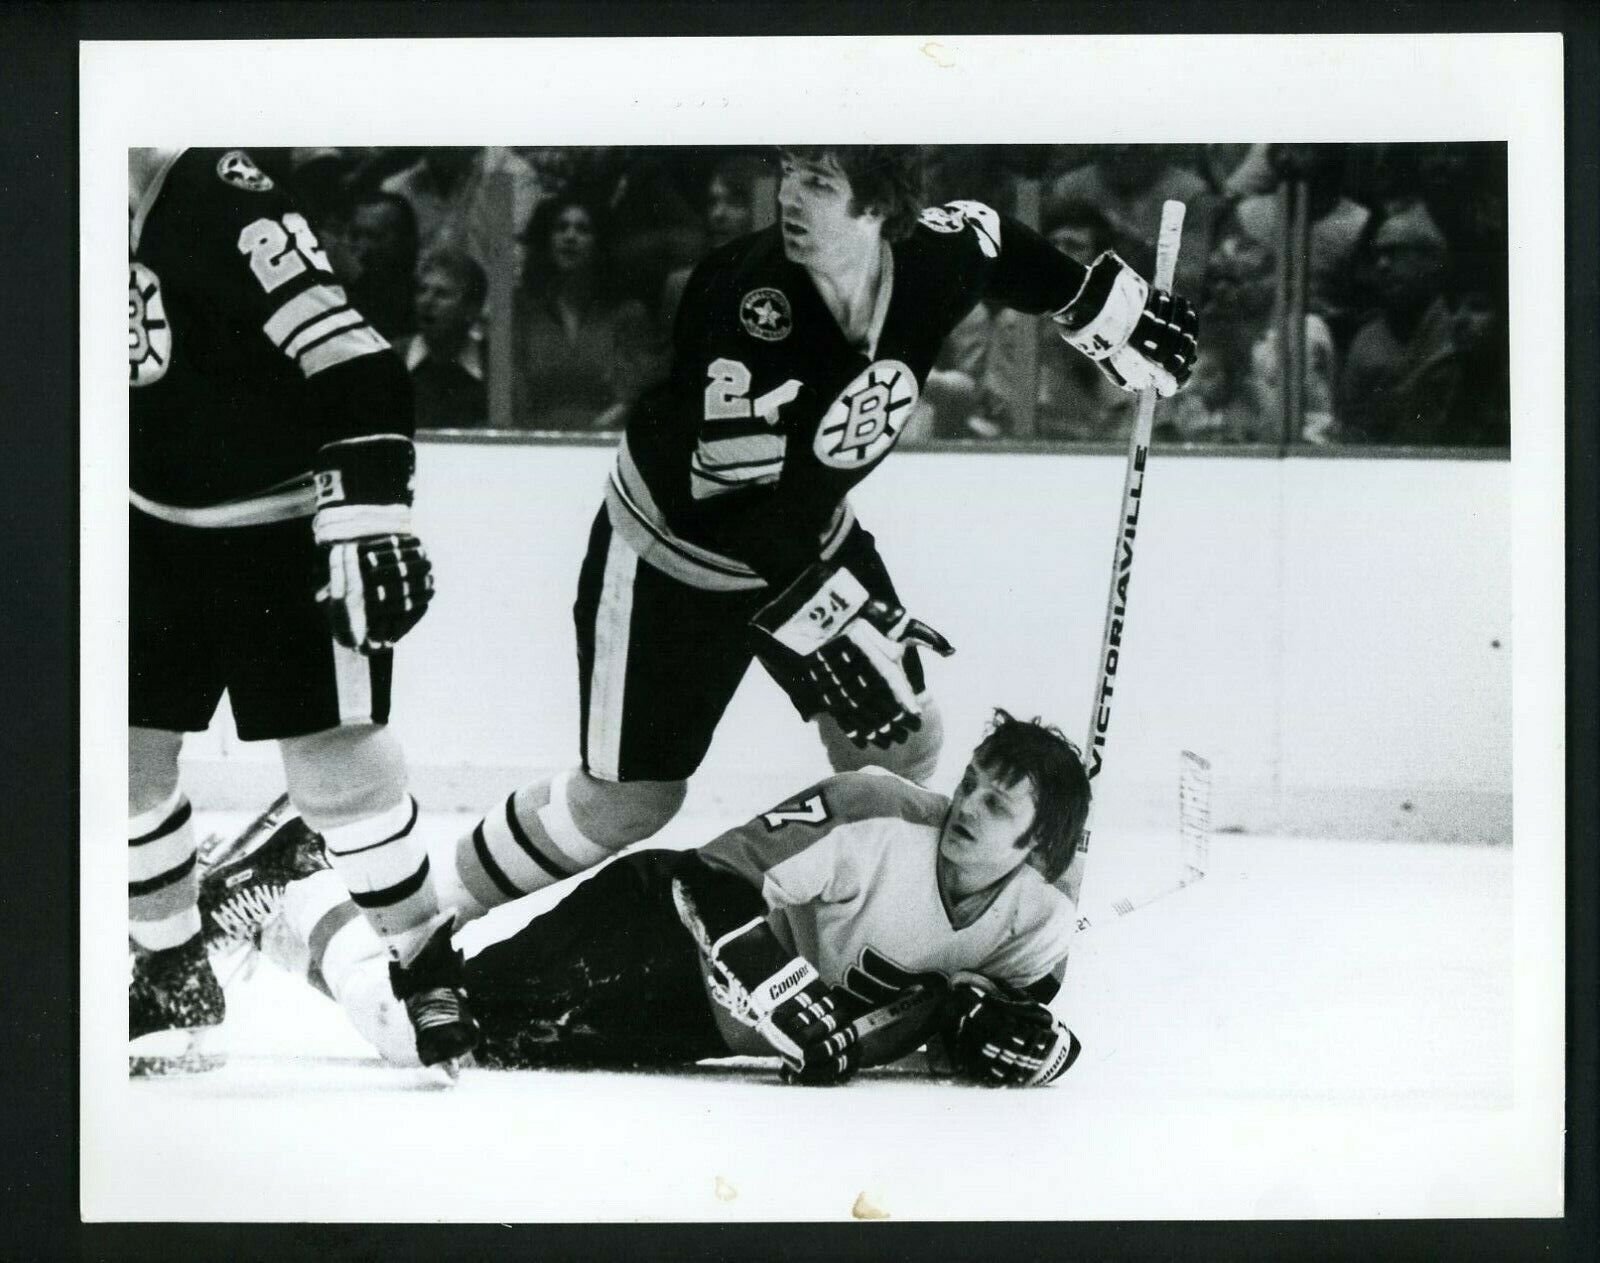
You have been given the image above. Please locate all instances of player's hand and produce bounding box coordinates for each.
[1053,251,1199,397]
[946,980,1082,1087]
[752,561,954,750]
[311,435,435,654]
[700,912,855,1083]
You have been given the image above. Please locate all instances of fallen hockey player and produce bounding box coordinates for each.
[199,710,1088,1086]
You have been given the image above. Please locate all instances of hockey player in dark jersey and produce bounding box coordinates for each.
[437,146,1197,931]
[127,148,476,1074]
[202,710,1090,1087]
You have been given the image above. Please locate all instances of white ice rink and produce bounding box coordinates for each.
[86,806,1532,1223]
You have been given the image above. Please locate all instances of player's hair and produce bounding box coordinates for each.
[973,709,1091,884]
[778,146,927,241]
[417,245,488,309]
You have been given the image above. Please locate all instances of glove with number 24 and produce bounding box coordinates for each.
[752,561,954,750]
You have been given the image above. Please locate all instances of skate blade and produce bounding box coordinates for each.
[129,1027,225,1077]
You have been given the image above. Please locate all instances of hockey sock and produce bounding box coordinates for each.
[263,870,421,1066]
[450,771,615,918]
[129,789,201,951]
[314,796,443,965]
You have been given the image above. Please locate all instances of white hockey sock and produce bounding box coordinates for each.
[316,796,442,963]
[129,789,200,951]
[265,871,420,1067]
[451,771,614,915]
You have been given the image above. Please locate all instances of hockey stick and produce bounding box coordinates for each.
[1059,199,1187,914]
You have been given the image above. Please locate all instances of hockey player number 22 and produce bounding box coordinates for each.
[705,357,802,425]
[237,213,334,294]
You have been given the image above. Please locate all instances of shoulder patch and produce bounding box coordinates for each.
[216,150,275,193]
[918,200,1001,259]
[739,287,792,341]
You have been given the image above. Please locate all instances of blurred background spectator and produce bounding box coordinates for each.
[659,153,772,330]
[381,147,547,274]
[512,192,660,431]
[399,247,489,430]
[344,191,419,341]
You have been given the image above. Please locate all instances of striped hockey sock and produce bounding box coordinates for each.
[317,796,442,964]
[129,789,201,951]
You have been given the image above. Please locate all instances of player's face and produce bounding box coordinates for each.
[777,154,882,270]
[940,760,1039,884]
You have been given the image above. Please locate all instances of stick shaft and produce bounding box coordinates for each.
[1061,200,1186,908]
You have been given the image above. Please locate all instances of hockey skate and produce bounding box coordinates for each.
[390,919,480,1072]
[129,933,226,1076]
[198,793,328,981]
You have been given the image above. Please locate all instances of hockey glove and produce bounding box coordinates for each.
[752,561,954,750]
[312,435,435,653]
[946,979,1082,1087]
[672,877,857,1084]
[1053,251,1199,397]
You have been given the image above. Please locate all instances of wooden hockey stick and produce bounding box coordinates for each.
[1059,200,1187,913]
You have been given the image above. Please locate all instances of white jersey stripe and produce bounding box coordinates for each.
[283,308,365,360]
[586,529,638,781]
[263,284,351,347]
[299,326,390,377]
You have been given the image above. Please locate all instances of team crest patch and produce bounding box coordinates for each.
[740,288,792,341]
[128,262,171,386]
[814,360,918,469]
[216,150,274,193]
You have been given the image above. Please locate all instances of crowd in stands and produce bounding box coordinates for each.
[250,143,1509,448]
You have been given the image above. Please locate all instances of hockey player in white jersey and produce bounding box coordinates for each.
[200,710,1089,1086]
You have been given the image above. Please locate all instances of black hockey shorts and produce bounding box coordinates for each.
[465,849,728,1070]
[572,508,924,782]
[129,506,392,741]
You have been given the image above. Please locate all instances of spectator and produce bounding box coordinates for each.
[1337,200,1462,444]
[513,193,660,431]
[286,147,359,279]
[1234,144,1372,341]
[345,191,419,341]
[1049,145,1215,295]
[397,248,489,430]
[381,147,547,273]
[659,153,772,330]
[1179,220,1337,444]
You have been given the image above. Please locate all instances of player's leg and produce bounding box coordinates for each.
[812,525,946,784]
[222,516,474,1066]
[127,508,229,1072]
[442,509,750,920]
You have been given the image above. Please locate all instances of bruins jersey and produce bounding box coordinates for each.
[698,768,1075,1011]
[606,202,1091,592]
[129,148,412,515]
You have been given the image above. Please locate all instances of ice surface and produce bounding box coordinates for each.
[88,809,1520,1223]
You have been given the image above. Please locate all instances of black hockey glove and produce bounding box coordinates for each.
[1053,251,1199,397]
[672,876,857,1084]
[312,435,435,654]
[946,980,1082,1088]
[752,561,954,750]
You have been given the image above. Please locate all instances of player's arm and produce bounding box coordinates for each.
[208,153,433,653]
[671,851,858,1085]
[930,200,1199,399]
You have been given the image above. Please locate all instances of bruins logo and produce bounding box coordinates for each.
[216,150,274,193]
[813,360,917,469]
[128,262,171,386]
[739,287,791,341]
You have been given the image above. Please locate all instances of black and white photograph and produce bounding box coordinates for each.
[81,33,1566,1225]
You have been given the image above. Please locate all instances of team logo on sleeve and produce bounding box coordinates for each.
[128,262,171,386]
[739,287,792,341]
[814,360,917,468]
[917,201,1000,258]
[216,150,275,192]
